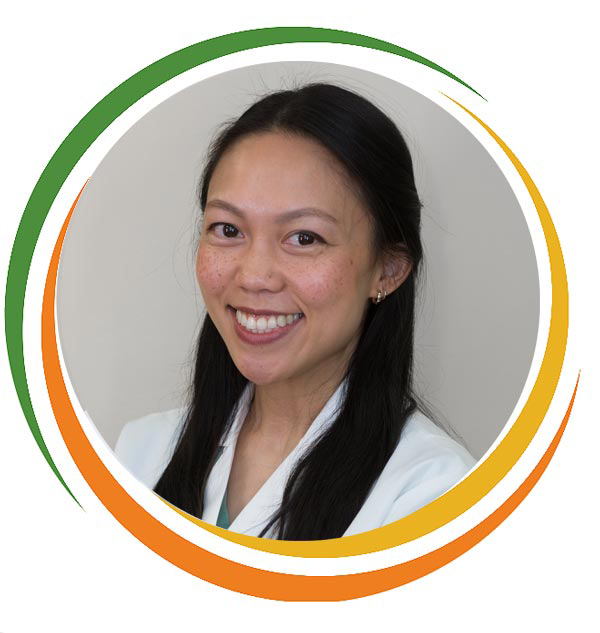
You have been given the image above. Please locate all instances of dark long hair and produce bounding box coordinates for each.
[154,83,423,540]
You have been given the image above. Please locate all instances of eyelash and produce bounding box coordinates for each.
[207,223,325,246]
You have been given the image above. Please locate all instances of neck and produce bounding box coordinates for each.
[247,366,346,444]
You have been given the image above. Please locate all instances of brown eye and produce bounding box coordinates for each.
[287,231,324,247]
[297,232,315,245]
[222,223,239,238]
[209,223,241,238]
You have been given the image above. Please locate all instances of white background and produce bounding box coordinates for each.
[1,2,598,631]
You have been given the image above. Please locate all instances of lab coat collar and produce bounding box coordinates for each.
[202,379,347,537]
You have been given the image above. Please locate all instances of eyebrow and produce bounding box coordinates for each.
[205,198,339,225]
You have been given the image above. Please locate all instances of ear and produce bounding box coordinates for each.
[371,250,412,300]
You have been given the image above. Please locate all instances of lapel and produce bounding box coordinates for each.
[201,384,253,526]
[202,380,346,537]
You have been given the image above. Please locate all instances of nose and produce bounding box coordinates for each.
[235,239,284,294]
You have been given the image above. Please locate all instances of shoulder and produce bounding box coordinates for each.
[389,410,475,479]
[346,410,476,535]
[114,408,186,488]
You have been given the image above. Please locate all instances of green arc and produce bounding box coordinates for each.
[4,26,483,501]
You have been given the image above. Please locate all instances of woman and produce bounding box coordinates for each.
[115,83,475,540]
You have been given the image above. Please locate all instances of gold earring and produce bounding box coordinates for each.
[372,289,387,305]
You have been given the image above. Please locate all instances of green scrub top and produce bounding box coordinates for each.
[216,491,230,529]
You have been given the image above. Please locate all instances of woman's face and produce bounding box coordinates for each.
[196,131,385,388]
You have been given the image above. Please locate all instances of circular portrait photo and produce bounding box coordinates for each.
[57,61,539,540]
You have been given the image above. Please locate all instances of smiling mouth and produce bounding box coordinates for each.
[228,306,304,334]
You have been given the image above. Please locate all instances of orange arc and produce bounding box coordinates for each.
[42,186,578,600]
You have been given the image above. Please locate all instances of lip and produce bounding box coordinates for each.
[227,306,303,345]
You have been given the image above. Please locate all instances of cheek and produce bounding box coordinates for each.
[195,246,234,295]
[297,256,365,309]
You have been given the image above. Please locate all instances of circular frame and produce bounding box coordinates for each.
[6,28,571,599]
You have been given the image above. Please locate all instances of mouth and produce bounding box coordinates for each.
[227,305,304,344]
[232,306,303,333]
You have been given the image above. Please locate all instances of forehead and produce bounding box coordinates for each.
[206,132,368,228]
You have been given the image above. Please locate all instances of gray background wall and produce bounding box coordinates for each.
[56,61,539,459]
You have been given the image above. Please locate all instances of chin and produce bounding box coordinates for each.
[232,357,285,386]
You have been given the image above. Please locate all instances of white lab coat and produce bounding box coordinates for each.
[115,382,475,537]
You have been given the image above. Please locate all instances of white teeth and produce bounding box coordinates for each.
[234,308,302,333]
